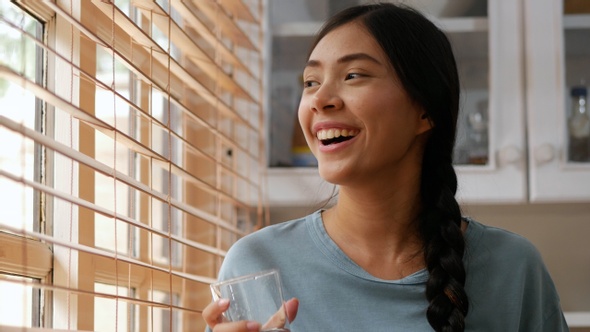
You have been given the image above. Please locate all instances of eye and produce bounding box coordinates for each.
[303,80,319,88]
[345,73,362,80]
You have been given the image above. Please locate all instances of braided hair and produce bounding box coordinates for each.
[309,3,468,331]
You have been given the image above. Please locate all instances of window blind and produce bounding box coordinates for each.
[0,0,266,331]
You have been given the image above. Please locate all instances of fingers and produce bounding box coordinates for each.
[204,299,261,332]
[261,297,299,330]
[261,304,287,330]
[212,320,261,332]
[203,299,229,328]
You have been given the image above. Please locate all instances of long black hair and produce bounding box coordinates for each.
[308,3,467,331]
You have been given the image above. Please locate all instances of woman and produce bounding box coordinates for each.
[204,3,568,331]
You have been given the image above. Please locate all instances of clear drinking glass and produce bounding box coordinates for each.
[210,269,290,331]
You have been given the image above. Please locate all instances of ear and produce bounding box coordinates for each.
[416,112,433,135]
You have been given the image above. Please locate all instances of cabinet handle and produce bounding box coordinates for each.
[534,144,555,165]
[498,145,522,165]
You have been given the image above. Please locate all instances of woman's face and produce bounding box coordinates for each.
[298,22,431,186]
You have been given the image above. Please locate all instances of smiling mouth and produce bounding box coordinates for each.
[316,128,358,146]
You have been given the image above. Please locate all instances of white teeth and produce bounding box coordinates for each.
[327,129,334,139]
[316,128,357,140]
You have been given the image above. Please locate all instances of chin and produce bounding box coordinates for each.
[317,163,347,186]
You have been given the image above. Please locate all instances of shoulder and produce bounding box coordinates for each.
[233,213,311,248]
[217,212,315,279]
[462,218,552,296]
[463,217,543,267]
[462,218,568,331]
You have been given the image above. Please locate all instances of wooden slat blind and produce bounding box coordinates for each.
[0,0,266,331]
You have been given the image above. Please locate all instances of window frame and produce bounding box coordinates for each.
[1,0,266,330]
[0,0,50,328]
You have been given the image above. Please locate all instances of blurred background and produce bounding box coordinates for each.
[265,1,590,330]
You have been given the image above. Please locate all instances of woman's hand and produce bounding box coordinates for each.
[203,298,299,331]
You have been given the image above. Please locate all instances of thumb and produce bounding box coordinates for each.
[285,298,299,323]
[261,298,300,330]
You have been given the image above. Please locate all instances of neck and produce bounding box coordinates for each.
[322,185,425,279]
[325,193,422,249]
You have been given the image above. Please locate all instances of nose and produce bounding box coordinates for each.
[310,83,343,112]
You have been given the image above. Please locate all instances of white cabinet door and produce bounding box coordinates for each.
[455,0,527,204]
[524,0,590,202]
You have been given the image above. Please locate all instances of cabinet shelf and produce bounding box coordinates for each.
[564,311,590,327]
[433,16,488,32]
[564,14,590,29]
[272,17,489,38]
[266,167,333,207]
[272,22,322,37]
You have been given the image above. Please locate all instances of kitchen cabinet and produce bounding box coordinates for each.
[524,0,590,202]
[265,0,590,207]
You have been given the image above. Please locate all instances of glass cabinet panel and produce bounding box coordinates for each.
[438,2,490,165]
[563,2,590,163]
[267,0,323,168]
[267,0,491,167]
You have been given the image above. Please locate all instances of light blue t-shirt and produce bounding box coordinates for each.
[213,210,569,331]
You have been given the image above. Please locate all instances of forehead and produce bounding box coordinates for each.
[309,22,388,64]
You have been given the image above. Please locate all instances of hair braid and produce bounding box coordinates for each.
[308,3,470,330]
[420,148,468,331]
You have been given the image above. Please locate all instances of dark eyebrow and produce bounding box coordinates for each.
[304,52,382,70]
[337,53,382,65]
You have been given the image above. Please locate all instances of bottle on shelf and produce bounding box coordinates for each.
[567,85,590,162]
[466,99,489,165]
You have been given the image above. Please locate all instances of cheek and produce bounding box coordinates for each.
[367,96,420,142]
[296,102,312,146]
[349,100,385,127]
[297,99,311,131]
[347,87,389,115]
